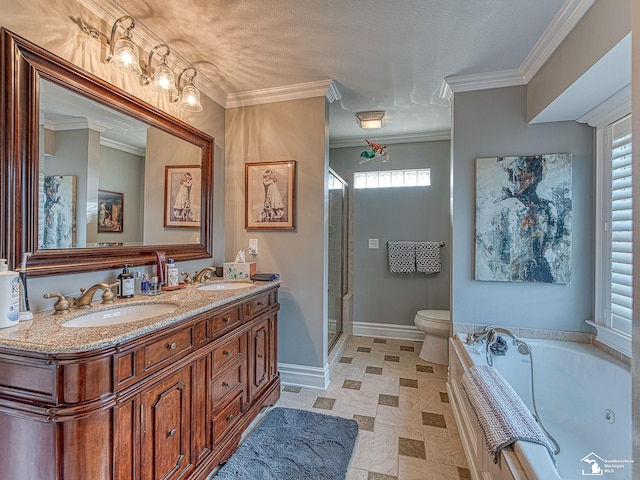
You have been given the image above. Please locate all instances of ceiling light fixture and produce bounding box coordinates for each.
[87,15,203,113]
[356,111,386,129]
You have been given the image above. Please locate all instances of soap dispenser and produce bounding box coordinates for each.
[118,265,135,298]
[0,259,19,328]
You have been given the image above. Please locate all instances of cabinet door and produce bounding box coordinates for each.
[141,367,192,480]
[249,317,270,401]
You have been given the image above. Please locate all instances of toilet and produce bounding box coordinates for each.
[414,310,451,365]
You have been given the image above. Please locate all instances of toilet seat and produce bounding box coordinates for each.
[416,310,450,322]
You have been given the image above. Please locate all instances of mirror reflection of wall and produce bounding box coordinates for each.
[38,78,201,250]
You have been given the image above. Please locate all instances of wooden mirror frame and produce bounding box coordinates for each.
[0,29,214,276]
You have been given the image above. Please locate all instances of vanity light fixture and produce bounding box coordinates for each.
[147,44,178,97]
[88,15,203,112]
[356,111,386,129]
[174,67,203,112]
[106,16,143,77]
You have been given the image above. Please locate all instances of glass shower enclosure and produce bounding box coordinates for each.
[328,169,348,351]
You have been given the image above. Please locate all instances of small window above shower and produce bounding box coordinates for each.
[353,169,430,189]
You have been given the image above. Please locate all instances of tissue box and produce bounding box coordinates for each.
[223,262,257,280]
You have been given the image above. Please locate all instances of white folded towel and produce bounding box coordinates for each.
[461,365,556,464]
[416,241,442,273]
[387,241,416,273]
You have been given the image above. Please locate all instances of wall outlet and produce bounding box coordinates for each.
[368,238,379,249]
[248,238,258,255]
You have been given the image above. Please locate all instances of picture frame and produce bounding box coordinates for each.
[97,189,124,233]
[164,165,201,229]
[245,160,296,230]
[41,175,77,248]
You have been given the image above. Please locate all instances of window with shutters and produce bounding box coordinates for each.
[592,115,632,355]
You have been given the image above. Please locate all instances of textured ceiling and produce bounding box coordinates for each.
[111,0,566,141]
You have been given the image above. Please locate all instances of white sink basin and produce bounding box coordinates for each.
[63,303,178,328]
[197,282,253,291]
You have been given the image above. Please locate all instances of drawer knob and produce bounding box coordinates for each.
[168,429,176,437]
[223,350,231,356]
[167,342,177,350]
[225,317,233,323]
[257,301,264,306]
[222,381,230,387]
[257,353,264,359]
[226,414,233,421]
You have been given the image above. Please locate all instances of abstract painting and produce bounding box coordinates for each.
[475,154,572,284]
[41,175,76,249]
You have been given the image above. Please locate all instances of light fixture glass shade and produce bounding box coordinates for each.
[151,60,178,97]
[356,111,386,129]
[179,82,203,112]
[112,31,142,76]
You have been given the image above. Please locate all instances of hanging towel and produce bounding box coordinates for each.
[461,365,556,465]
[387,241,416,273]
[416,241,442,273]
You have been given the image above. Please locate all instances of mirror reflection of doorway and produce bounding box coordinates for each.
[328,169,348,352]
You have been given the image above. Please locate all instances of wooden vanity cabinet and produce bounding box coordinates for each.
[0,285,280,480]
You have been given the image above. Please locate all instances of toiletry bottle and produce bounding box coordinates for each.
[141,273,149,294]
[166,259,180,287]
[118,265,135,298]
[155,251,166,286]
[0,259,19,328]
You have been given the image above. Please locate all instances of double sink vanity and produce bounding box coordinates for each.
[0,280,281,480]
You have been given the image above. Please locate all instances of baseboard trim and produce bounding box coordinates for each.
[353,321,425,341]
[278,362,330,390]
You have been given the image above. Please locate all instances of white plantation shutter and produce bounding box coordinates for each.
[608,116,632,335]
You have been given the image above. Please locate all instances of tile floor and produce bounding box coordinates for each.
[275,335,471,480]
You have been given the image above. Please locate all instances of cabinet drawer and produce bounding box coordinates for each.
[250,293,271,317]
[212,335,244,370]
[211,361,244,405]
[212,394,242,444]
[144,328,194,370]
[210,308,240,334]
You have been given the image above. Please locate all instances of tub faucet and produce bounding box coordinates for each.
[467,326,521,366]
[74,283,115,308]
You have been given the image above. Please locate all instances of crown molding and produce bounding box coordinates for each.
[329,130,450,149]
[443,69,525,94]
[43,118,108,132]
[443,0,595,95]
[77,0,228,107]
[576,84,631,128]
[226,79,337,108]
[520,0,596,83]
[100,137,146,156]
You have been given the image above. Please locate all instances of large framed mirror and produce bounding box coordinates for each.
[1,29,214,276]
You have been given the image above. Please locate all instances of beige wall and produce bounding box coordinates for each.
[226,97,329,368]
[527,0,630,121]
[2,0,226,311]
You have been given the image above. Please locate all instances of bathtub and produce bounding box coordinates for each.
[447,334,631,480]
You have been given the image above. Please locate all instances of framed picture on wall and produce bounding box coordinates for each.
[98,190,124,233]
[164,165,201,229]
[41,175,77,248]
[245,160,296,230]
[475,154,572,284]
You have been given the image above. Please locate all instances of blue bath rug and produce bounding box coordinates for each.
[215,407,359,480]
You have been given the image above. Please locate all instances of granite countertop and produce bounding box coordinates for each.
[0,280,281,355]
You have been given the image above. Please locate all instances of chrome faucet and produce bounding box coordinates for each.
[74,283,115,308]
[466,325,522,366]
[193,267,217,283]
